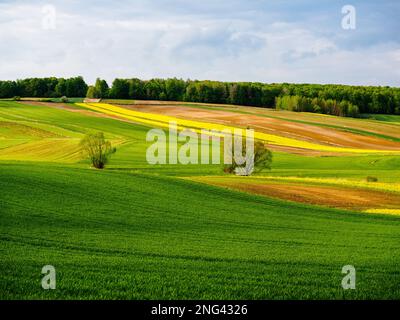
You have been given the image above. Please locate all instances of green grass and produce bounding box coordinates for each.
[52,97,84,103]
[268,153,400,182]
[1,100,400,300]
[1,100,399,179]
[362,114,400,123]
[0,97,85,103]
[0,101,224,173]
[1,162,400,299]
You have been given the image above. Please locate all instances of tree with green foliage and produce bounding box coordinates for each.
[128,78,145,99]
[224,140,272,176]
[80,132,116,169]
[144,79,165,100]
[93,78,109,99]
[109,79,130,99]
[1,76,399,117]
[165,78,186,101]
[275,95,360,117]
[0,77,88,98]
[65,76,88,97]
[55,79,67,97]
[252,141,273,173]
[86,86,97,99]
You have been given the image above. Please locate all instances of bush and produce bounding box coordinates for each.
[60,96,69,103]
[80,132,116,169]
[224,140,272,176]
[366,176,378,182]
[12,96,21,101]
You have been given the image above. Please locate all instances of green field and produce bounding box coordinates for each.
[1,100,400,299]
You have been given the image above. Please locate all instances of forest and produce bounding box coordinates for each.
[1,77,399,117]
[0,77,87,99]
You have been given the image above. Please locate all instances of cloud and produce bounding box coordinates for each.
[0,0,398,86]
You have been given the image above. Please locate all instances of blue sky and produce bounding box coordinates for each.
[0,0,399,86]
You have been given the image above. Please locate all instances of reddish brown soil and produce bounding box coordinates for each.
[196,179,400,211]
[118,104,400,151]
[22,101,400,154]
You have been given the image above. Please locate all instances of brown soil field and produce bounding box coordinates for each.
[190,177,400,212]
[116,100,400,139]
[116,103,400,152]
[21,101,400,155]
[231,106,400,139]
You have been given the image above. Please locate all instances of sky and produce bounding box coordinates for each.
[0,0,399,86]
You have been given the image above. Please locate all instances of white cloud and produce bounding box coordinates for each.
[0,1,398,86]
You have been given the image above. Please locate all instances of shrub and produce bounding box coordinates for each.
[80,132,116,169]
[224,140,272,176]
[12,96,21,101]
[60,96,69,103]
[366,176,378,182]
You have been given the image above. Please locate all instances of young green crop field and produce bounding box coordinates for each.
[1,100,400,299]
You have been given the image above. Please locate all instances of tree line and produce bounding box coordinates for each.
[275,95,360,117]
[1,76,399,116]
[0,77,87,98]
[88,78,400,117]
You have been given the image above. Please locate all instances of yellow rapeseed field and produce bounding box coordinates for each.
[76,103,400,154]
[364,209,400,215]
[232,176,400,194]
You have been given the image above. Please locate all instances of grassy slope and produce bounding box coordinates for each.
[270,153,400,182]
[1,101,400,299]
[0,101,222,174]
[1,101,398,179]
[1,163,400,299]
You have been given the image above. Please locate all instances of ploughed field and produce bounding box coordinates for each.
[103,100,400,153]
[1,100,400,299]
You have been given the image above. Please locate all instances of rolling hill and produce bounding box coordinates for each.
[1,100,400,299]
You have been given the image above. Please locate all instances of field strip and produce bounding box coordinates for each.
[76,103,400,154]
[189,175,400,194]
[0,139,81,162]
[363,209,400,215]
[0,138,31,150]
[76,103,233,139]
[258,176,400,194]
[150,102,400,141]
[187,176,400,214]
